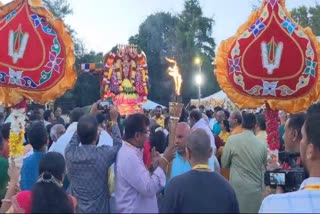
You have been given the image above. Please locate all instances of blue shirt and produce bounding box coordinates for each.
[170,152,191,179]
[20,151,45,191]
[170,152,216,179]
[259,177,320,213]
[212,123,221,135]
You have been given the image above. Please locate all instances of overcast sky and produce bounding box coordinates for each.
[2,0,318,53]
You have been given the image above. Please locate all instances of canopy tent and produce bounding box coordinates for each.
[190,91,237,110]
[190,91,227,106]
[143,100,165,110]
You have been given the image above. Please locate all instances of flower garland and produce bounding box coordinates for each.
[9,108,26,158]
[265,106,280,151]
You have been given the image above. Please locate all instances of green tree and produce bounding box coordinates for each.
[291,4,320,36]
[43,0,72,20]
[42,0,100,109]
[129,0,219,105]
[129,12,179,105]
[43,0,85,57]
[290,6,309,27]
[175,0,218,103]
[55,51,103,109]
[253,1,320,36]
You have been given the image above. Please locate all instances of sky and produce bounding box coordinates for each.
[2,0,319,53]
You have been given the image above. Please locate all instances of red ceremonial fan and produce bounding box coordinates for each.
[215,0,320,113]
[0,0,76,106]
[215,0,320,151]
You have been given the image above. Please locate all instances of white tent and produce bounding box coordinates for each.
[201,91,227,101]
[143,100,165,110]
[190,90,227,105]
[190,91,238,110]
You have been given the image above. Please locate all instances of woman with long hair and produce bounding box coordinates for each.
[219,119,231,144]
[1,152,76,213]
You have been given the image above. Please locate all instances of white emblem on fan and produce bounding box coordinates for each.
[261,40,283,75]
[8,25,29,64]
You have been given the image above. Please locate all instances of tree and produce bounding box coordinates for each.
[291,4,320,36]
[43,0,72,20]
[290,6,309,27]
[129,0,219,105]
[43,0,85,57]
[42,0,98,109]
[175,0,218,103]
[252,0,320,36]
[55,51,103,109]
[129,12,179,105]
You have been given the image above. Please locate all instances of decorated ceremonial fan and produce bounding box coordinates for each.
[0,0,76,106]
[215,0,320,152]
[215,0,320,114]
[0,0,76,160]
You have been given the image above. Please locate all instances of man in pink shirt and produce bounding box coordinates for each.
[115,113,175,213]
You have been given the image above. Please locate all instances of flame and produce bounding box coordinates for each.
[165,57,182,96]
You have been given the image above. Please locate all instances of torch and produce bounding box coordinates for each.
[165,57,184,145]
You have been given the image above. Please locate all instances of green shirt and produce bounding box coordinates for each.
[0,157,9,199]
[222,130,267,213]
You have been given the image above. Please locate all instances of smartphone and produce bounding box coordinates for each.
[98,100,113,110]
[269,172,286,186]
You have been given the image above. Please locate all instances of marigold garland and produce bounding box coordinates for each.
[9,131,25,157]
[8,108,26,158]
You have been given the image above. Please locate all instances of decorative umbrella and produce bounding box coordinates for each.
[215,0,320,151]
[0,0,76,159]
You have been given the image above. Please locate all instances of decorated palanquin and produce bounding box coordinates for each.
[0,0,76,106]
[216,0,320,153]
[82,45,149,115]
[0,0,76,159]
[215,0,320,114]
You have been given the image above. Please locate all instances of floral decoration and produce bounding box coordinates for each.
[8,107,26,158]
[265,107,280,150]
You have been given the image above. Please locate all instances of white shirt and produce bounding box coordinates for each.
[49,122,113,157]
[115,142,165,213]
[208,118,216,131]
[192,118,217,154]
[259,177,320,213]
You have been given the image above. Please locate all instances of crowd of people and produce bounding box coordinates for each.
[0,101,319,213]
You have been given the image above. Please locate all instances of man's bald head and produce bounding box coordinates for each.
[216,110,225,123]
[175,122,191,155]
[50,124,65,142]
[176,122,190,132]
[229,111,242,128]
[186,129,212,163]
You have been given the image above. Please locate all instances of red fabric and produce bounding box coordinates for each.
[143,141,152,169]
[12,191,32,214]
[226,2,317,99]
[0,2,66,90]
[11,191,77,214]
[0,139,9,159]
[214,134,224,151]
[13,100,27,110]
